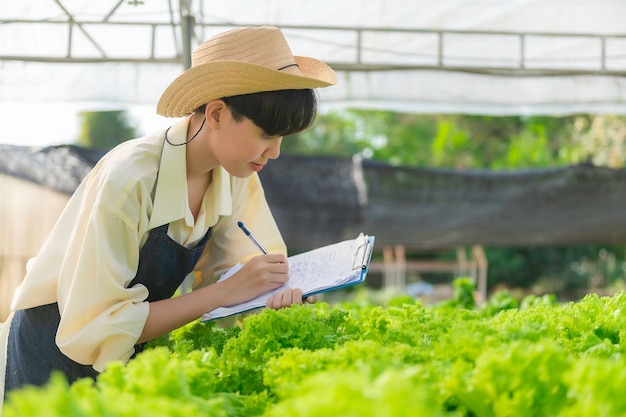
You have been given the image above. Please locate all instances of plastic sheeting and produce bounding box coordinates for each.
[1,0,626,116]
[263,156,626,250]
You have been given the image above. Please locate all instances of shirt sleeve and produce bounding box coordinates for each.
[192,173,286,287]
[53,183,150,372]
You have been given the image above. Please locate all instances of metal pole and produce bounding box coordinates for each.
[179,0,194,70]
[178,0,194,297]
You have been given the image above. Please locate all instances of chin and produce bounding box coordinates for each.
[227,169,253,179]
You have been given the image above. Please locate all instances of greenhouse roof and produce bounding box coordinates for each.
[2,0,626,116]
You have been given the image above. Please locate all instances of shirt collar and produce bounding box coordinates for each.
[208,165,233,222]
[149,117,191,229]
[149,117,234,229]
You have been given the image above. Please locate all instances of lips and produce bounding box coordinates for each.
[250,162,265,172]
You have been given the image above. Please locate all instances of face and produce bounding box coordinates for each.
[211,106,283,178]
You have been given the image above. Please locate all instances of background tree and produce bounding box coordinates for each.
[77,110,138,149]
[289,112,626,169]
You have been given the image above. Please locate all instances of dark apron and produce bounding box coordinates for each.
[5,223,212,394]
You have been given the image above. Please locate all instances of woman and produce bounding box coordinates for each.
[1,25,336,402]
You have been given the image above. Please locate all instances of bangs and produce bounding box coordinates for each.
[222,89,317,136]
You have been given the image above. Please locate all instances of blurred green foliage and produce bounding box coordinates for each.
[77,110,138,148]
[288,111,626,169]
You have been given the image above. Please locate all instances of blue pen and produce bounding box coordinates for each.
[237,221,268,254]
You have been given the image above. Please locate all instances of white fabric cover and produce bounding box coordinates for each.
[1,0,625,115]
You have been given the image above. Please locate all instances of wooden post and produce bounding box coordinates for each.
[382,246,395,288]
[394,245,406,291]
[456,247,468,277]
[472,245,488,303]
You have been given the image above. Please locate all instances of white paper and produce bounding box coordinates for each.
[202,233,371,321]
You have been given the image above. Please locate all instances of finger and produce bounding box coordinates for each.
[269,271,289,285]
[263,253,288,264]
[269,263,289,273]
[305,295,318,304]
[266,262,289,283]
[269,289,286,309]
[280,288,294,308]
[267,293,284,309]
[291,288,303,305]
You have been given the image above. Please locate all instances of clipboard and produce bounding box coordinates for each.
[202,233,375,321]
[303,233,375,298]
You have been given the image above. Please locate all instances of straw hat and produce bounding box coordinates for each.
[156,26,337,117]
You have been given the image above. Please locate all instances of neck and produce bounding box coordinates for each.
[185,113,218,178]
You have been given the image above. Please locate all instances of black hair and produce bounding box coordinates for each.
[195,89,317,137]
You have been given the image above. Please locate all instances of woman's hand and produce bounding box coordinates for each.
[216,254,289,307]
[265,288,318,310]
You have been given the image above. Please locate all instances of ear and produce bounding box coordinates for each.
[204,100,227,130]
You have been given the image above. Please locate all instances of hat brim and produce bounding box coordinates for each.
[157,56,337,117]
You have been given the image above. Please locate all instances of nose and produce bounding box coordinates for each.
[263,136,282,160]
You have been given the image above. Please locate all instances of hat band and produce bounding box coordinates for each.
[277,63,299,71]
